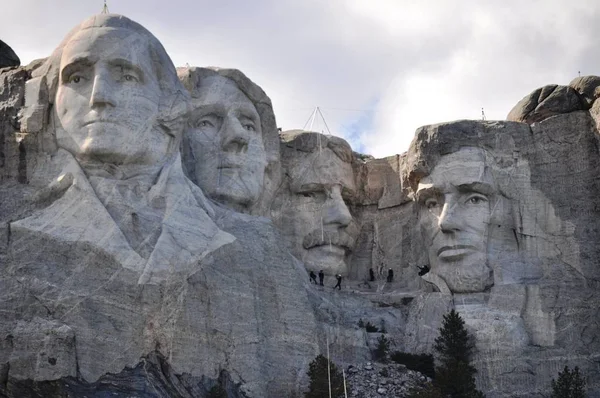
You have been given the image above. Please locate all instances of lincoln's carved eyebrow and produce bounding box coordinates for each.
[457,182,495,196]
[60,56,94,82]
[415,186,441,202]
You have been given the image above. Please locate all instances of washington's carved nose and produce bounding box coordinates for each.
[90,75,116,108]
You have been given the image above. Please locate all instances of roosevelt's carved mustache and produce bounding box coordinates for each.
[303,229,356,252]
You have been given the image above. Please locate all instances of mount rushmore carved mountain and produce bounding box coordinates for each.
[1,13,599,398]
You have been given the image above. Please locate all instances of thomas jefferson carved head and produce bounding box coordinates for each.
[272,131,358,276]
[178,67,279,213]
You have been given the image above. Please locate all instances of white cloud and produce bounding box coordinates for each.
[3,0,600,158]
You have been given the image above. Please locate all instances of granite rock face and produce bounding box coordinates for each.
[1,12,600,398]
[0,40,20,69]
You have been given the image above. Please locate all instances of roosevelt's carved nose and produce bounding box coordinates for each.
[323,185,352,227]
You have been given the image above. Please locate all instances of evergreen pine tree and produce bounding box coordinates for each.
[207,383,227,398]
[551,366,586,398]
[305,354,345,398]
[373,334,390,362]
[432,309,484,398]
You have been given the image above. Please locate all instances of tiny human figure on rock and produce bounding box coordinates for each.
[334,274,342,290]
[387,268,394,283]
[309,270,317,284]
[369,268,375,282]
[319,270,324,286]
[417,265,430,276]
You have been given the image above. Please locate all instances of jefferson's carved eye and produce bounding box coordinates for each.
[68,74,85,84]
[244,124,256,131]
[466,195,487,205]
[123,74,138,82]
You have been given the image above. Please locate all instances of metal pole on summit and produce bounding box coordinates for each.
[102,0,109,14]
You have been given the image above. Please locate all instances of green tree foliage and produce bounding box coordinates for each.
[365,322,379,333]
[390,351,435,379]
[551,366,586,398]
[207,383,227,398]
[373,334,391,362]
[432,309,484,398]
[305,354,345,398]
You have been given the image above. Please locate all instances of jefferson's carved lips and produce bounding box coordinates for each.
[437,245,476,260]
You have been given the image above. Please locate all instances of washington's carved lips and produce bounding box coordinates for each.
[437,245,476,260]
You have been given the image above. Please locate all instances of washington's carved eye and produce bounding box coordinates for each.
[123,74,138,82]
[199,120,214,128]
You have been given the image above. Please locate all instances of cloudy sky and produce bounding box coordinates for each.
[2,0,598,157]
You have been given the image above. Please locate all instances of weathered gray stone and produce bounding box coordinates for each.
[569,75,600,107]
[507,84,582,124]
[2,11,600,398]
[0,40,20,69]
[272,130,358,277]
[402,116,600,396]
[178,66,280,216]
